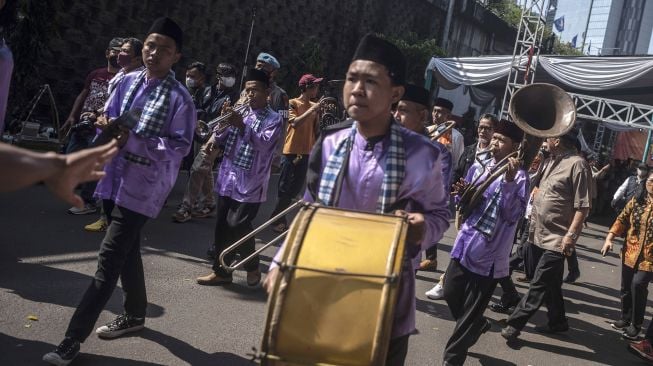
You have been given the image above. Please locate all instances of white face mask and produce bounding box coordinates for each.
[186,77,197,89]
[221,76,236,88]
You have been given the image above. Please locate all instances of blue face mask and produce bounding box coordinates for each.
[186,77,197,89]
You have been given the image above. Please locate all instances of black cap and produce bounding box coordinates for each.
[352,33,406,85]
[638,163,650,170]
[108,37,124,50]
[245,68,269,87]
[433,97,454,111]
[148,17,183,50]
[401,84,430,108]
[495,119,524,143]
[560,127,581,151]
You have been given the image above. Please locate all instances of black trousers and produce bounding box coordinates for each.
[386,334,410,366]
[442,260,497,365]
[498,276,520,304]
[212,195,261,276]
[65,200,148,342]
[270,154,309,226]
[507,244,566,330]
[425,245,438,261]
[619,264,653,327]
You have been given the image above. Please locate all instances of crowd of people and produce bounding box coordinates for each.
[1,5,653,365]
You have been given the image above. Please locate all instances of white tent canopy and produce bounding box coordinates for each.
[426,55,653,92]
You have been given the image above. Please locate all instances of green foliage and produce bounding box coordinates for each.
[486,0,523,28]
[380,32,445,85]
[280,36,325,97]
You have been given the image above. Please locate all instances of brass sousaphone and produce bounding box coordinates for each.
[455,83,577,228]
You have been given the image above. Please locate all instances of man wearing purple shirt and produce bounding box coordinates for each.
[196,68,282,287]
[263,34,450,366]
[44,17,195,366]
[442,119,528,365]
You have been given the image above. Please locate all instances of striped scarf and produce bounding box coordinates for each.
[318,121,405,213]
[471,161,505,239]
[120,69,175,165]
[223,107,268,170]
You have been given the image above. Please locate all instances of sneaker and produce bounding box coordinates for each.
[501,325,521,341]
[425,283,444,300]
[68,203,97,215]
[623,325,642,341]
[563,271,580,284]
[84,217,107,232]
[95,313,145,339]
[172,208,191,223]
[418,259,438,272]
[191,205,215,218]
[611,319,631,331]
[247,269,262,286]
[629,339,653,362]
[43,337,80,365]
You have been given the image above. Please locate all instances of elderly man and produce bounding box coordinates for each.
[264,34,450,366]
[43,17,196,365]
[502,128,591,341]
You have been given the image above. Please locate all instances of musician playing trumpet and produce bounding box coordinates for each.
[268,74,324,233]
[196,68,282,287]
[442,119,528,365]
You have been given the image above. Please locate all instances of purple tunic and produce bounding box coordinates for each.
[272,124,451,339]
[0,41,13,133]
[450,161,528,278]
[95,72,196,218]
[213,107,282,203]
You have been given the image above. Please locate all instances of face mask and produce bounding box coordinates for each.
[108,55,120,69]
[117,53,131,68]
[186,78,197,89]
[221,76,236,88]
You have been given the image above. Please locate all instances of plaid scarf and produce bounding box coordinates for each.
[120,69,175,165]
[472,161,505,239]
[318,121,405,213]
[223,107,268,170]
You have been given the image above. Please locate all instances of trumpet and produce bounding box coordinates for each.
[427,121,456,142]
[454,83,577,229]
[196,100,250,141]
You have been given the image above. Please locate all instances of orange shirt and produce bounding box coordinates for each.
[283,97,318,154]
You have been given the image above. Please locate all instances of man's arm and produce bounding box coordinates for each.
[290,101,320,129]
[561,207,589,255]
[0,141,117,206]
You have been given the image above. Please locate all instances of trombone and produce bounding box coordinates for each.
[218,201,304,272]
[196,99,250,141]
[427,121,456,141]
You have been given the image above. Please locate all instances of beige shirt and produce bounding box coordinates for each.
[529,153,591,252]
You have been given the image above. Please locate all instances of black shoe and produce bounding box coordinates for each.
[501,325,521,341]
[489,298,520,314]
[534,322,569,333]
[622,325,641,340]
[563,271,580,284]
[42,337,80,365]
[95,313,145,339]
[610,319,630,331]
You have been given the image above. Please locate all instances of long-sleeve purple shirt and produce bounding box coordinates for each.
[213,107,282,203]
[450,160,529,278]
[95,72,196,218]
[271,123,451,339]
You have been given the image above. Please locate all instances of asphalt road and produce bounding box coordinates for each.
[0,174,649,365]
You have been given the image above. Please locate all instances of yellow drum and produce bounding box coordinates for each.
[261,204,408,366]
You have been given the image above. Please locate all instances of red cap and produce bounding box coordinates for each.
[298,74,323,87]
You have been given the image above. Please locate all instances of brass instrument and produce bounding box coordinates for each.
[454,83,577,229]
[427,120,457,142]
[196,100,250,141]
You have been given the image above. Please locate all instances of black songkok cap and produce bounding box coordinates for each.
[245,68,270,87]
[401,84,430,108]
[352,33,406,85]
[433,97,454,111]
[495,119,524,143]
[560,127,581,151]
[148,17,183,51]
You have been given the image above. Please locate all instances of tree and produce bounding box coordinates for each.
[379,32,445,85]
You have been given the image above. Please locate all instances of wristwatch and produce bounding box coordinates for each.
[565,232,578,240]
